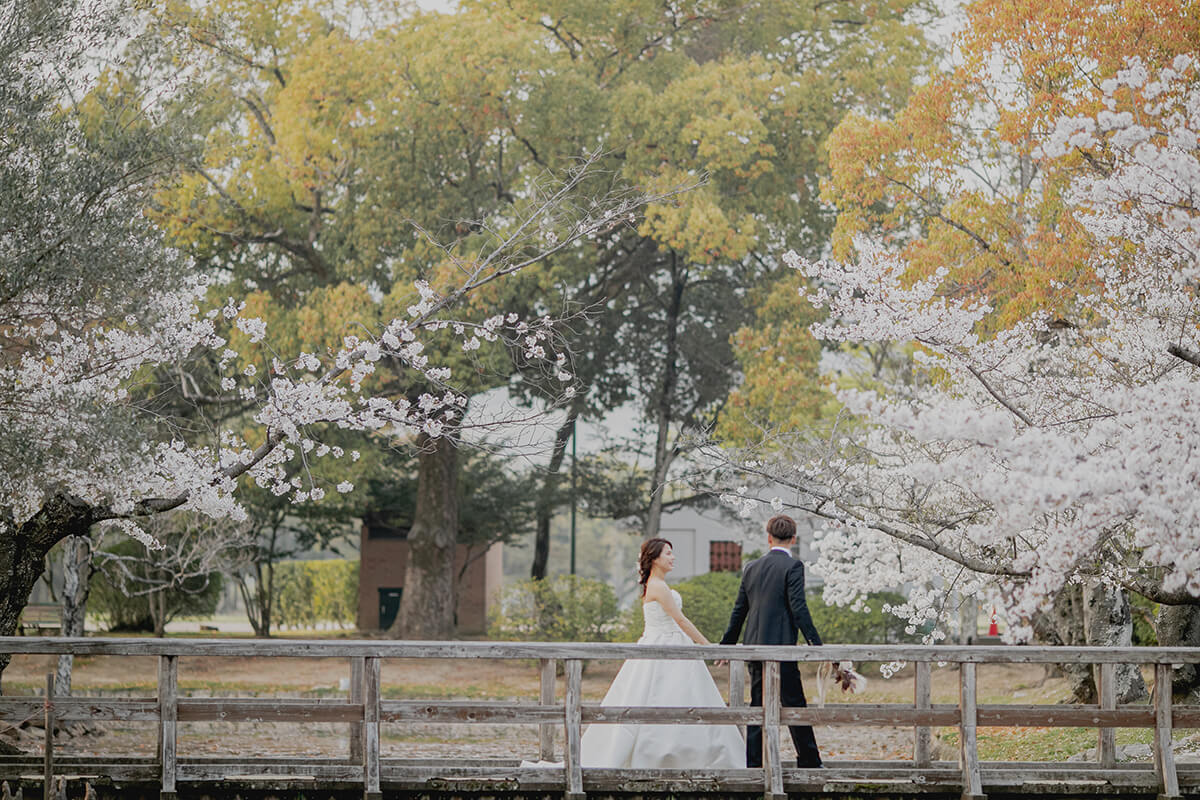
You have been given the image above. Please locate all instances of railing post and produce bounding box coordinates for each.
[914,660,932,767]
[958,662,984,800]
[729,659,745,740]
[363,656,381,800]
[564,659,584,800]
[1154,663,1180,800]
[1097,662,1115,768]
[43,673,54,800]
[349,656,365,764]
[539,658,556,761]
[762,660,784,800]
[158,655,178,800]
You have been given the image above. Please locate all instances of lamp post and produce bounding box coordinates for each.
[569,423,577,576]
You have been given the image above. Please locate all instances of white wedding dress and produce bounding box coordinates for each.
[579,589,746,769]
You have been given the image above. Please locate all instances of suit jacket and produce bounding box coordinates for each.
[720,549,822,647]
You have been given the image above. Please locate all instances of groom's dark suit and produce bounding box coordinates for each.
[720,547,823,768]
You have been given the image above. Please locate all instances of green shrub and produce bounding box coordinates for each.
[274,559,359,630]
[1130,593,1158,646]
[488,576,620,641]
[806,590,919,644]
[616,571,743,643]
[616,573,918,645]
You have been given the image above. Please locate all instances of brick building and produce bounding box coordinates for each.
[356,515,503,634]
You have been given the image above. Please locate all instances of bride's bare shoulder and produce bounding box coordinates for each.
[642,577,670,604]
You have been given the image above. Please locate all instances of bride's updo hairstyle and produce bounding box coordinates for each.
[638,537,673,596]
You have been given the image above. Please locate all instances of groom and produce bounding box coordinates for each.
[720,514,824,768]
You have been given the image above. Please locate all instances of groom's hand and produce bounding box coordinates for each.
[714,659,728,668]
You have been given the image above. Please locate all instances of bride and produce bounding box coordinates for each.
[580,537,746,769]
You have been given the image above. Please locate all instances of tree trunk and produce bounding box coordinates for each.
[55,535,92,696]
[0,495,94,688]
[1083,581,1147,703]
[1042,583,1096,702]
[1155,603,1200,701]
[531,411,578,580]
[644,256,685,540]
[390,433,458,639]
[237,524,278,637]
[150,582,168,638]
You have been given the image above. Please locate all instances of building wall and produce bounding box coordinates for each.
[356,527,502,634]
[656,505,822,583]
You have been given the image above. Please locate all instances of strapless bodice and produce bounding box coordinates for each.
[641,588,687,642]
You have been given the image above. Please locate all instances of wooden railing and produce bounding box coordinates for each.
[0,638,1198,800]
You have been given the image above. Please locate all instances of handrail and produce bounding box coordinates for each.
[0,636,1195,800]
[1,636,1198,663]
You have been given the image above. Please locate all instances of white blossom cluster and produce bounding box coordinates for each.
[1,270,571,529]
[764,57,1200,639]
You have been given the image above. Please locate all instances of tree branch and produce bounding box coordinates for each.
[1168,343,1200,369]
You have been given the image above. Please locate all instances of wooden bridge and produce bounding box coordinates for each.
[0,638,1197,800]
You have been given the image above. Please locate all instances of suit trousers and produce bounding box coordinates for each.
[746,660,822,768]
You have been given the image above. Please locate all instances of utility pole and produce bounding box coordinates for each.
[569,422,577,576]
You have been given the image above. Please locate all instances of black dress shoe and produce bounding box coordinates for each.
[798,761,824,768]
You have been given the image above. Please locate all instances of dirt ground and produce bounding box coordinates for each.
[2,653,1073,763]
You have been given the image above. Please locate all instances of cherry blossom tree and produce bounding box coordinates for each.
[0,0,656,680]
[713,56,1200,666]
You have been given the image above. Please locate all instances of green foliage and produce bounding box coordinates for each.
[615,571,742,643]
[807,590,920,644]
[676,572,744,642]
[488,576,620,642]
[90,540,223,633]
[1130,593,1159,647]
[273,560,359,630]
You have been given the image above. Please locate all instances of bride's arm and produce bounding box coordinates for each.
[646,582,710,645]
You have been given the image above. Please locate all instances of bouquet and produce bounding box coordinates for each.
[814,660,868,706]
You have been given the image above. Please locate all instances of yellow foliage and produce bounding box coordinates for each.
[824,0,1199,323]
[720,274,828,445]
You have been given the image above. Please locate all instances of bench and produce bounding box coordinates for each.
[18,603,60,635]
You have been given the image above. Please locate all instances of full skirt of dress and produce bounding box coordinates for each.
[580,629,746,769]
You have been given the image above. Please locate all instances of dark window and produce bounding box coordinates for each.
[378,587,403,630]
[709,540,742,572]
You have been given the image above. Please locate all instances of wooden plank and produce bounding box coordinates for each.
[915,661,932,767]
[363,656,381,800]
[974,706,1154,727]
[960,662,985,800]
[382,700,559,723]
[586,705,760,724]
[349,656,363,764]
[1098,663,1116,768]
[177,763,367,781]
[0,698,159,722]
[564,659,584,800]
[1172,707,1200,727]
[158,655,177,800]
[781,705,962,726]
[0,757,1192,793]
[177,699,364,722]
[1155,662,1180,800]
[4,692,1165,729]
[763,660,784,800]
[539,658,555,761]
[3,636,1200,664]
[43,673,53,800]
[730,658,746,740]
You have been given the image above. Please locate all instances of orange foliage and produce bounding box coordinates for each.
[824,0,1199,323]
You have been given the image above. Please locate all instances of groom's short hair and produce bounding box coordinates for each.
[766,515,796,541]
